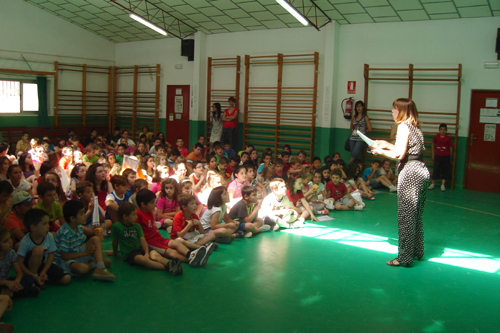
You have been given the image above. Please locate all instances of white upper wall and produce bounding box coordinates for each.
[1,0,114,70]
[114,38,195,118]
[335,17,500,136]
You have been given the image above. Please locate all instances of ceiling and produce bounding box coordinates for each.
[26,0,500,43]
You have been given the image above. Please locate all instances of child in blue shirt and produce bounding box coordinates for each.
[54,200,115,281]
[17,209,71,287]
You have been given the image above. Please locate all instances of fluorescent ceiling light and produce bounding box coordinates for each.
[129,13,167,36]
[276,0,309,26]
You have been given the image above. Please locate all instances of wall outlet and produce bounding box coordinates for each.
[175,64,183,69]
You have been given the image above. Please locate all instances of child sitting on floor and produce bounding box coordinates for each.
[327,170,363,211]
[135,189,208,267]
[54,200,115,281]
[258,178,300,230]
[199,187,241,242]
[107,202,182,276]
[0,226,40,298]
[227,165,250,206]
[228,185,270,236]
[305,170,328,215]
[76,181,103,232]
[189,161,205,194]
[33,182,65,233]
[286,174,319,223]
[363,160,397,192]
[156,179,180,230]
[4,192,33,250]
[171,194,216,250]
[256,164,274,197]
[105,175,129,224]
[273,158,288,182]
[17,209,71,287]
[180,179,204,218]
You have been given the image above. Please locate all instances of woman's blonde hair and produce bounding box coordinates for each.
[393,98,419,126]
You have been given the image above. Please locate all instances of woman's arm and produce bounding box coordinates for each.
[372,124,409,160]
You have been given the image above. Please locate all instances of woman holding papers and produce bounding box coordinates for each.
[349,101,372,163]
[370,98,430,267]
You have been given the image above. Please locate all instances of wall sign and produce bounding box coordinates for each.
[347,81,356,94]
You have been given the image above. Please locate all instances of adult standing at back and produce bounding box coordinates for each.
[348,101,372,164]
[371,98,430,267]
[222,97,239,150]
[209,103,223,144]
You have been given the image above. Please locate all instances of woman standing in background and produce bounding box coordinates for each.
[222,97,239,149]
[210,102,223,144]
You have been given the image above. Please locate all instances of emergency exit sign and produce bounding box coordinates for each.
[348,81,356,94]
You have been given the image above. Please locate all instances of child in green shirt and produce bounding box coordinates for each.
[107,202,182,276]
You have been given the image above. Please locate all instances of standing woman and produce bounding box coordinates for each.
[210,103,223,144]
[222,97,239,149]
[371,98,430,267]
[348,101,372,163]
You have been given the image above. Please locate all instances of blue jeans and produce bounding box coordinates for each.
[349,139,366,159]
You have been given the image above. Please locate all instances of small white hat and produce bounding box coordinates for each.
[11,191,34,206]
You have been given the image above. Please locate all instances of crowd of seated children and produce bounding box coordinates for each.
[0,126,409,329]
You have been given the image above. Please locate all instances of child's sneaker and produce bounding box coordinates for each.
[165,258,183,276]
[244,231,253,238]
[273,223,280,231]
[320,209,329,215]
[25,285,41,297]
[428,183,435,190]
[214,236,232,244]
[354,205,364,211]
[295,218,305,228]
[260,224,271,232]
[155,221,163,229]
[92,268,116,281]
[188,247,207,267]
[235,230,245,238]
[103,257,112,267]
[389,185,397,192]
[441,185,446,191]
[167,226,172,233]
[200,243,216,266]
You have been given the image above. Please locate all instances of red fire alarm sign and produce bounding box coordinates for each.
[347,81,356,94]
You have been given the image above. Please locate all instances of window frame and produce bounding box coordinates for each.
[0,78,39,115]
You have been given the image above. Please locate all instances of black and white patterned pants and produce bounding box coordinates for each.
[396,161,430,264]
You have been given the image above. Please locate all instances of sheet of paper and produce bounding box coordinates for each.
[480,116,500,124]
[176,88,182,95]
[484,124,496,142]
[316,215,335,221]
[480,108,499,116]
[174,95,183,113]
[356,130,374,146]
[485,98,498,108]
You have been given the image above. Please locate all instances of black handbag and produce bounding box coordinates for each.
[344,136,351,151]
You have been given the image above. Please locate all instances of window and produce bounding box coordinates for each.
[0,80,39,114]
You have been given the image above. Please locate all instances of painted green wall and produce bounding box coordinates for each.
[0,116,54,128]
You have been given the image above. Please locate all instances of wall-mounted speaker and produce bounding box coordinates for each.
[181,39,194,61]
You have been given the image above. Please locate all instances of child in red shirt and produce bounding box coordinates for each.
[135,189,209,267]
[285,175,318,224]
[429,123,453,191]
[171,194,215,248]
[326,170,363,211]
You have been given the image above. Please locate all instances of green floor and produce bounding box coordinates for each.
[7,189,500,332]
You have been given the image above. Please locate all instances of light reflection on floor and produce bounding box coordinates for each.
[281,223,500,274]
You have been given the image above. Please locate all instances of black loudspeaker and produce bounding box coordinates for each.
[181,39,194,61]
[496,28,500,60]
